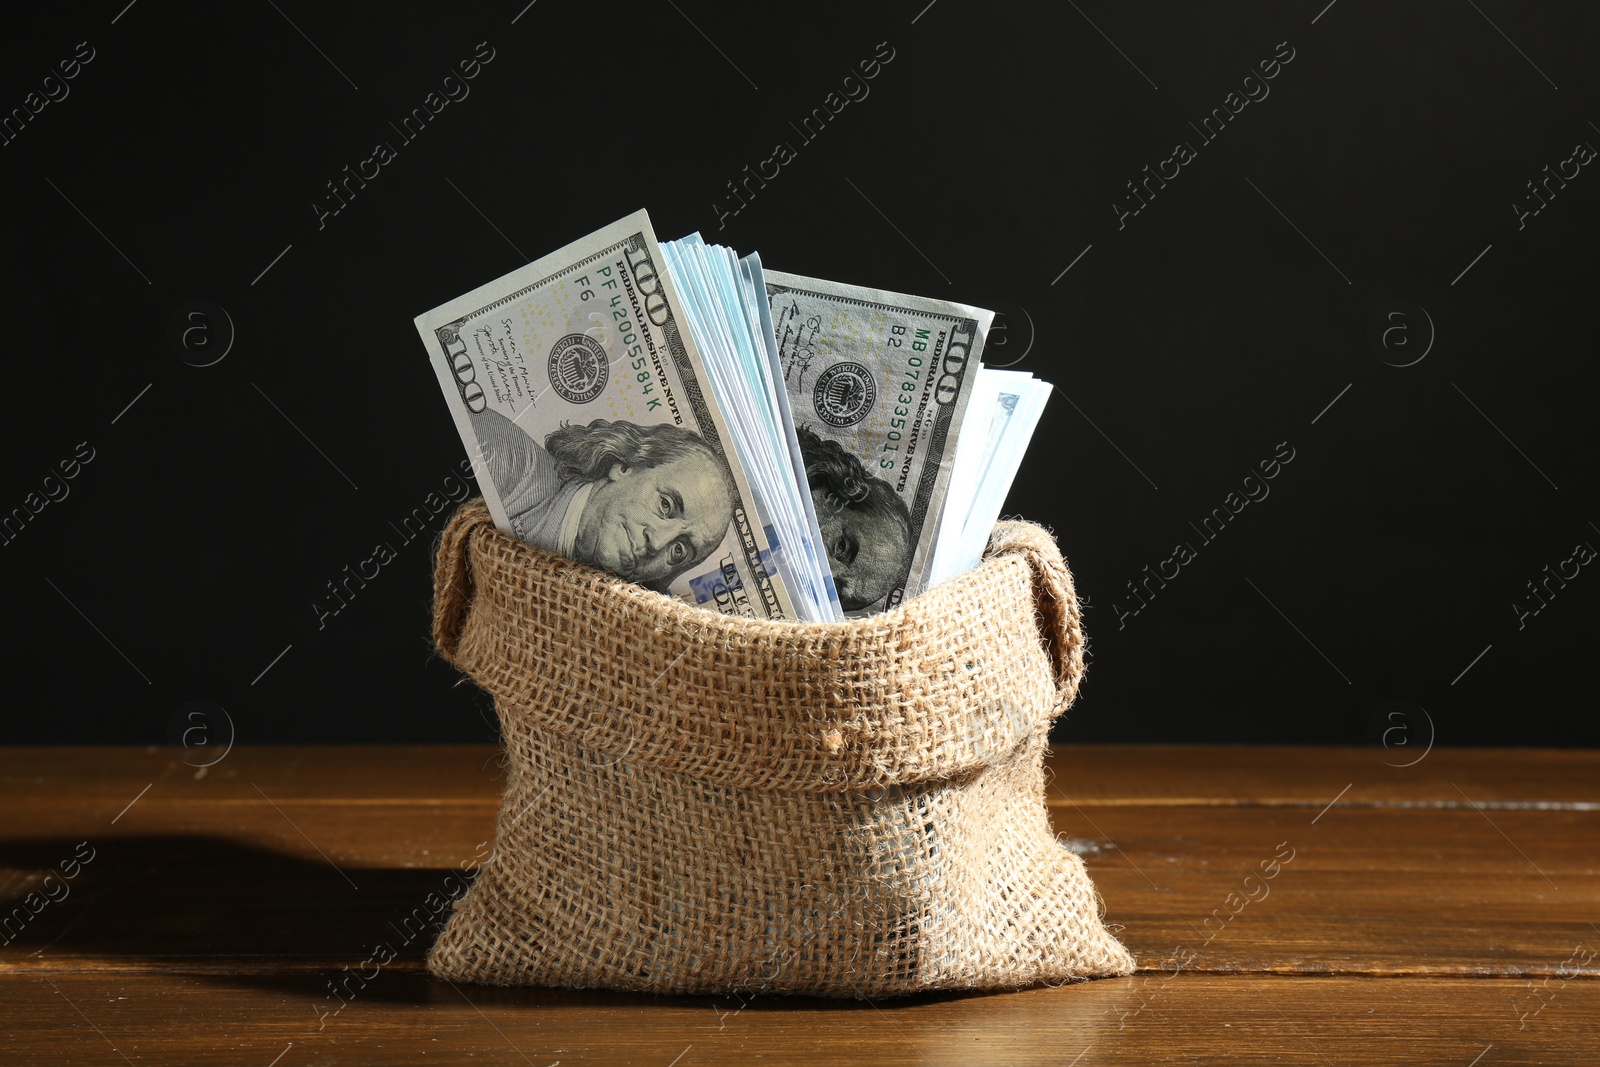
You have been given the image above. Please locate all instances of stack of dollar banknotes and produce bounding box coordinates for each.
[415,210,1051,620]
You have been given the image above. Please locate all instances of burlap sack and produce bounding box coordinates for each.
[426,498,1133,997]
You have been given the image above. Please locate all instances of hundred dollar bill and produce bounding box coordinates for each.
[416,210,797,620]
[764,270,992,613]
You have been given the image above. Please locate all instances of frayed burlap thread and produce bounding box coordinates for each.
[426,498,1134,997]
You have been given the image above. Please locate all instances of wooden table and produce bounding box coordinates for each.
[2,745,1594,1065]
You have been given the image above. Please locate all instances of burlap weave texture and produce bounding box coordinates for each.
[427,498,1133,997]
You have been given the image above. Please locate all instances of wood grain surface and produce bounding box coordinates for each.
[2,745,1595,1065]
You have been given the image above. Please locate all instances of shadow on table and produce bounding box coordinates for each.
[0,835,1012,1013]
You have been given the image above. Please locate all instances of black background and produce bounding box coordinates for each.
[2,1,1594,747]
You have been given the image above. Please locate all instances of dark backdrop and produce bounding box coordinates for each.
[3,1,1595,747]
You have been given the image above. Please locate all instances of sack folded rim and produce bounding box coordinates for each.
[432,498,1086,792]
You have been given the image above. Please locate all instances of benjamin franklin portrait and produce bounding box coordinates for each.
[471,409,736,589]
[797,426,913,612]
